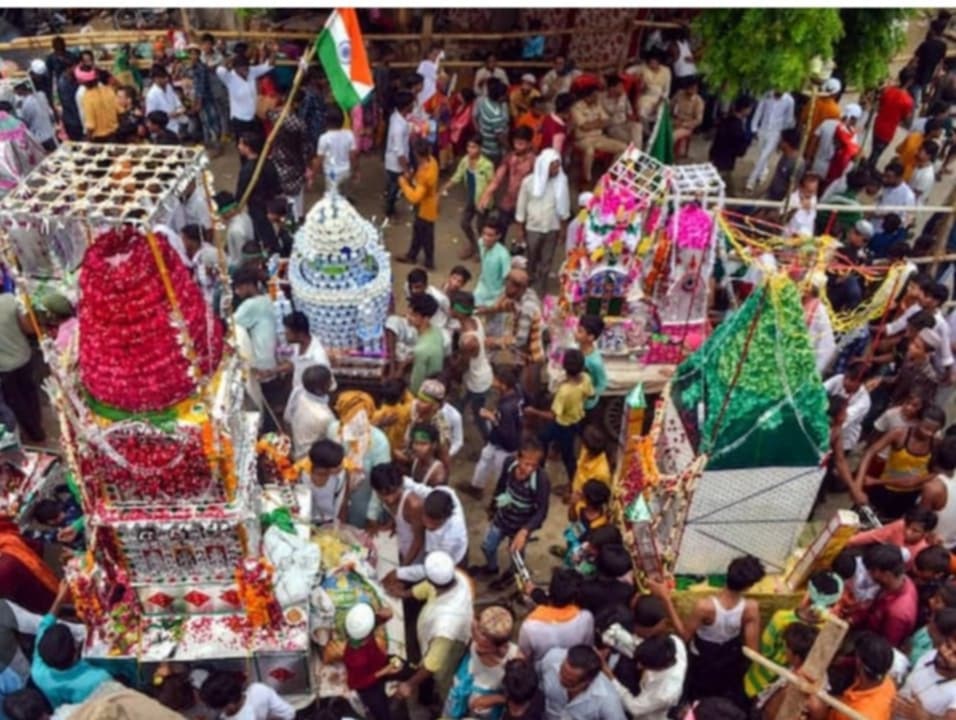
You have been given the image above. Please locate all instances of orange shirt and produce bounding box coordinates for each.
[803,96,841,136]
[399,157,440,222]
[896,131,924,181]
[516,111,545,151]
[827,677,895,720]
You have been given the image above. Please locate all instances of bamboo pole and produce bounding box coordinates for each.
[237,48,315,212]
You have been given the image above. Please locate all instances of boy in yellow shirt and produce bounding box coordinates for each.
[526,348,593,488]
[397,138,440,270]
[570,425,612,504]
[372,378,413,459]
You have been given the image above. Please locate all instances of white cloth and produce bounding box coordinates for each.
[215,64,272,121]
[263,525,321,606]
[471,443,510,490]
[222,682,295,720]
[910,164,936,204]
[283,336,333,425]
[934,473,956,548]
[785,190,817,237]
[308,470,347,524]
[317,128,356,184]
[145,83,185,131]
[384,110,410,173]
[751,92,795,135]
[611,634,687,720]
[226,212,255,267]
[810,119,840,177]
[824,374,872,450]
[416,58,439,106]
[541,68,580,99]
[461,318,493,394]
[516,150,571,234]
[932,310,955,373]
[234,295,277,371]
[289,391,334,460]
[441,403,464,457]
[396,486,468,582]
[183,185,213,230]
[746,129,782,188]
[898,650,956,718]
[473,66,509,96]
[672,40,697,78]
[75,85,86,131]
[518,606,594,663]
[806,299,836,374]
[877,182,917,229]
[417,569,474,650]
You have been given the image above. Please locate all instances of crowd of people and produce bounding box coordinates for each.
[1,9,956,720]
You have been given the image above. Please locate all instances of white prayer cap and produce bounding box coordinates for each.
[822,77,842,96]
[843,103,863,121]
[853,219,874,238]
[29,59,47,75]
[345,603,376,640]
[521,73,537,84]
[424,550,456,586]
[578,191,594,207]
[510,255,528,270]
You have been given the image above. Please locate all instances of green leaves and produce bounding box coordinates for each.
[692,9,906,99]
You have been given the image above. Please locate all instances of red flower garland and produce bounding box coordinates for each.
[78,226,224,412]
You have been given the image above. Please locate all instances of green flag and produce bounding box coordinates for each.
[649,104,674,165]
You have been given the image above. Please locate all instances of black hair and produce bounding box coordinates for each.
[406,72,425,88]
[520,434,544,456]
[232,266,260,288]
[199,671,245,710]
[234,54,250,69]
[579,314,606,340]
[633,594,667,629]
[854,631,893,680]
[460,87,476,104]
[413,137,432,158]
[410,422,439,445]
[315,697,358,720]
[502,658,539,703]
[301,364,332,396]
[923,140,941,161]
[180,224,205,244]
[267,197,288,217]
[370,462,403,493]
[928,282,950,305]
[33,498,63,525]
[923,404,947,427]
[597,543,632,579]
[783,622,818,662]
[936,437,956,473]
[594,603,635,637]
[531,95,548,108]
[394,90,415,113]
[827,395,848,421]
[239,132,264,155]
[582,479,610,507]
[381,377,407,405]
[882,213,903,233]
[200,32,215,44]
[481,213,503,234]
[908,309,936,332]
[635,634,676,670]
[588,524,623,549]
[808,571,841,597]
[283,310,310,335]
[605,74,622,88]
[781,127,802,149]
[449,264,472,283]
[214,190,237,212]
[732,95,753,113]
[935,607,956,638]
[512,125,534,142]
[155,671,197,712]
[151,64,169,79]
[926,117,945,134]
[562,348,585,376]
[492,363,519,389]
[38,621,77,670]
[899,67,916,87]
[566,644,602,681]
[555,92,574,114]
[726,555,766,591]
[407,267,428,287]
[487,78,507,102]
[146,110,169,128]
[692,697,748,720]
[915,545,952,575]
[550,566,583,607]
[409,293,439,319]
[928,99,949,117]
[863,543,905,576]
[423,489,454,521]
[581,425,608,455]
[309,439,345,470]
[2,688,50,720]
[938,579,956,608]
[885,159,905,177]
[844,168,869,193]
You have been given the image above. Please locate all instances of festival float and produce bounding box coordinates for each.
[547,147,725,432]
[0,143,316,701]
[289,189,392,390]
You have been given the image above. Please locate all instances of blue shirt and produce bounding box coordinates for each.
[583,349,607,411]
[0,666,24,720]
[32,614,112,708]
[475,242,512,307]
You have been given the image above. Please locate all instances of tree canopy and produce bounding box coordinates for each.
[692,9,911,98]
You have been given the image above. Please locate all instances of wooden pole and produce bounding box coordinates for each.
[180,9,194,40]
[774,615,848,719]
[237,47,315,212]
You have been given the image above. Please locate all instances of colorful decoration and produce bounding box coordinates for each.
[236,558,283,631]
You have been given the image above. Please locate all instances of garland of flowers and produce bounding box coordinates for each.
[255,435,308,484]
[201,419,237,500]
[236,558,283,630]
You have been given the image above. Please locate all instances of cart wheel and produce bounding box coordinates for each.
[601,396,625,440]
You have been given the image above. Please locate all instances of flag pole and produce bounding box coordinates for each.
[237,43,317,212]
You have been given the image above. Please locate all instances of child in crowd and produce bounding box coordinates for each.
[24,484,85,550]
[912,545,952,628]
[409,423,447,487]
[526,348,594,488]
[471,364,523,497]
[555,479,611,567]
[343,603,399,720]
[32,581,113,708]
[308,439,349,525]
[846,505,937,570]
[199,671,295,720]
[315,105,358,188]
[784,173,820,238]
[500,658,545,720]
[752,622,818,718]
[373,378,414,457]
[576,314,608,414]
[570,425,612,504]
[397,138,440,270]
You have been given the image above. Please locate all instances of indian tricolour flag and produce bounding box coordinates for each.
[316,9,373,111]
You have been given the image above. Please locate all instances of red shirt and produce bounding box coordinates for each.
[865,575,917,648]
[343,637,389,690]
[873,86,914,144]
[540,114,568,155]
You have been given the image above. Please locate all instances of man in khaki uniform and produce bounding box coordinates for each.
[600,75,642,149]
[572,86,628,185]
